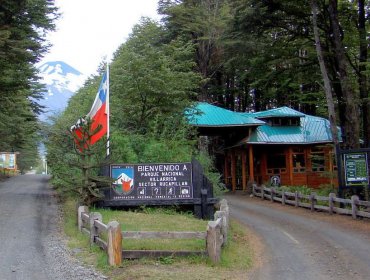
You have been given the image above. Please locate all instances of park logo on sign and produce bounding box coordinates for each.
[112,167,134,195]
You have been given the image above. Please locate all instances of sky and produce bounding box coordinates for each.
[41,0,161,77]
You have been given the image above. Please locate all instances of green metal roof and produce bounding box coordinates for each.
[187,103,340,145]
[248,106,306,118]
[187,102,265,127]
[247,114,340,144]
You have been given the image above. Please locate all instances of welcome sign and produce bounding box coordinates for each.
[110,163,193,200]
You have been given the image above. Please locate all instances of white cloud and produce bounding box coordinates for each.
[42,0,160,76]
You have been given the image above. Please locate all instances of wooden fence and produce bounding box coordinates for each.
[252,184,370,220]
[77,199,229,266]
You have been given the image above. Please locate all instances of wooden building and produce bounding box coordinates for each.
[188,103,338,191]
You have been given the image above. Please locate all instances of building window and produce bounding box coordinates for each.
[311,147,325,172]
[272,118,282,126]
[267,151,286,174]
[293,148,306,173]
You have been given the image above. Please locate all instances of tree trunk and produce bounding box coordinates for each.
[328,0,360,149]
[358,0,369,146]
[311,0,340,148]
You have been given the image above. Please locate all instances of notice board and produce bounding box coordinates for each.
[344,153,369,186]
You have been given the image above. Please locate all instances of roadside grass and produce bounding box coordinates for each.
[62,199,254,279]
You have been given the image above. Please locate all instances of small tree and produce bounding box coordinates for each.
[48,118,111,206]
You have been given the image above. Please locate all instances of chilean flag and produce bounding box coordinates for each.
[86,72,108,145]
[71,70,109,149]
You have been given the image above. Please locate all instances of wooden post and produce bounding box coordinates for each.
[89,212,102,244]
[206,219,222,263]
[270,187,275,202]
[231,152,236,191]
[310,193,316,212]
[282,191,286,205]
[107,221,122,266]
[288,147,294,185]
[214,211,228,246]
[295,191,299,207]
[351,195,359,219]
[224,152,230,188]
[78,206,89,232]
[248,145,255,182]
[329,193,336,214]
[219,199,230,229]
[201,188,208,219]
[242,150,247,192]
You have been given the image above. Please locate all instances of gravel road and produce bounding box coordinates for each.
[225,193,370,280]
[0,175,107,280]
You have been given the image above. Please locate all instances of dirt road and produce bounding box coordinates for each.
[225,193,370,280]
[0,175,106,280]
[0,175,58,279]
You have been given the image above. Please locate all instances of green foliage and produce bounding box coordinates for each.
[110,18,199,133]
[46,116,111,205]
[281,185,337,197]
[195,151,226,197]
[280,185,312,195]
[0,0,57,170]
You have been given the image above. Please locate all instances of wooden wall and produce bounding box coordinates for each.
[224,144,338,190]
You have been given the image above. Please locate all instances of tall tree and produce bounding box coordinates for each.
[311,0,340,149]
[327,0,360,149]
[355,0,369,146]
[0,0,57,167]
[110,18,200,133]
[159,0,230,102]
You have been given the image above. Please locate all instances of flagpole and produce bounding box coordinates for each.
[106,63,110,157]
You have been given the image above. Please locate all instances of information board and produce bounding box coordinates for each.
[344,153,369,186]
[0,153,16,169]
[110,163,193,200]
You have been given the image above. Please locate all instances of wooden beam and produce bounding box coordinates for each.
[122,250,206,259]
[122,231,207,239]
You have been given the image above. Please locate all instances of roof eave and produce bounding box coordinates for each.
[193,124,263,128]
[245,140,334,145]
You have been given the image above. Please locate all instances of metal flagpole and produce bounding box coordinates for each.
[106,63,110,157]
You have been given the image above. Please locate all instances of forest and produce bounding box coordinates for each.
[1,0,370,201]
[0,0,57,171]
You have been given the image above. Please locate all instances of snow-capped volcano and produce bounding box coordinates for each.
[38,61,85,120]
